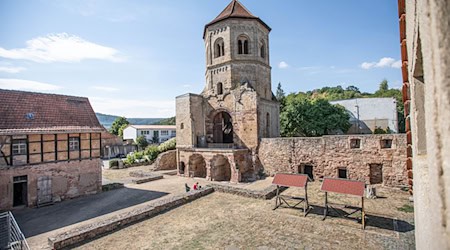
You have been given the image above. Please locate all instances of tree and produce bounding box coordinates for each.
[109,117,129,136]
[281,96,351,137]
[379,79,389,92]
[153,117,175,125]
[136,135,149,149]
[276,82,285,101]
[118,124,128,138]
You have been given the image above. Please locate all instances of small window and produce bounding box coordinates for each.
[12,139,27,155]
[69,137,80,151]
[180,123,184,129]
[171,130,176,136]
[338,168,347,179]
[260,45,265,58]
[217,82,223,95]
[161,130,169,136]
[381,139,392,149]
[350,139,361,149]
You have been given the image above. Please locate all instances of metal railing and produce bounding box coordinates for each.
[0,211,30,250]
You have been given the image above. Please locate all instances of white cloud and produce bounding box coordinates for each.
[90,86,120,92]
[0,78,62,91]
[0,33,123,63]
[360,57,402,69]
[391,60,402,68]
[0,66,26,73]
[278,61,289,69]
[89,96,175,118]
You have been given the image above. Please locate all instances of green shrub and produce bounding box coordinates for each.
[158,138,176,152]
[144,145,160,162]
[109,159,119,169]
[124,154,135,165]
[134,151,144,160]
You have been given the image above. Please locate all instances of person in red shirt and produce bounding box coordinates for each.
[193,182,199,190]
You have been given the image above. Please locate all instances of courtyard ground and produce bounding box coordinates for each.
[14,164,414,249]
[76,185,414,250]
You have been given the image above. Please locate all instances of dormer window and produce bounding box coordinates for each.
[238,35,249,54]
[214,38,225,58]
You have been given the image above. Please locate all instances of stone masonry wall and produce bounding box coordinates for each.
[258,134,407,187]
[0,159,101,210]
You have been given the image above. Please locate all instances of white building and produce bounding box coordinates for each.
[330,97,398,134]
[123,125,176,144]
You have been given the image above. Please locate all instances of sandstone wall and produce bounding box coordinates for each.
[258,134,407,187]
[0,159,101,210]
[155,150,177,170]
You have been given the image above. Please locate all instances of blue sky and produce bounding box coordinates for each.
[0,0,401,118]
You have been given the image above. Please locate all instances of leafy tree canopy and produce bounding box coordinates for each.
[109,117,129,136]
[136,135,149,149]
[280,79,405,136]
[281,95,351,137]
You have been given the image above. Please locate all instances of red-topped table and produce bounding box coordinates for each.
[321,178,366,229]
[272,173,310,216]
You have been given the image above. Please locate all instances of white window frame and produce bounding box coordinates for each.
[69,137,80,151]
[12,139,27,155]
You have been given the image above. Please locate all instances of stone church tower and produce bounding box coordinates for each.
[176,0,279,183]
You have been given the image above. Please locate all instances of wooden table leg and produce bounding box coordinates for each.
[323,192,328,220]
[362,197,365,229]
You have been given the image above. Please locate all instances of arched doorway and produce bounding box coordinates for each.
[213,112,233,143]
[210,155,231,181]
[188,154,206,178]
[179,161,186,174]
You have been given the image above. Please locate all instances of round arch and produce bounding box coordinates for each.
[213,111,233,143]
[210,154,231,182]
[188,154,206,178]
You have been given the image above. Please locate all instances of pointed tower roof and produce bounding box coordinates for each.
[204,0,271,38]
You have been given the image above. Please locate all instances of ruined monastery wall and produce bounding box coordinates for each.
[258,134,407,187]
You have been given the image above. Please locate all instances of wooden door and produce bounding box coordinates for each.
[37,176,52,205]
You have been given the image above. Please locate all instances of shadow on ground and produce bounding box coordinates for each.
[13,187,169,237]
[275,204,415,233]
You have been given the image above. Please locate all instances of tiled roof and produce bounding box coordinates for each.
[204,0,271,38]
[127,125,176,130]
[0,89,104,135]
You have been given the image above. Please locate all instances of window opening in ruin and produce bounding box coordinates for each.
[12,139,27,155]
[369,164,383,184]
[338,168,347,179]
[180,123,184,129]
[350,139,361,149]
[213,112,233,143]
[265,113,270,137]
[13,175,27,207]
[299,164,314,180]
[217,82,223,95]
[381,139,392,149]
[69,137,80,151]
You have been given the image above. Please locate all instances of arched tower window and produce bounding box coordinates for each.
[214,38,225,58]
[238,35,249,55]
[260,41,266,58]
[217,82,223,95]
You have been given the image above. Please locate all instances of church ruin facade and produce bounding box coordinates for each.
[176,0,279,183]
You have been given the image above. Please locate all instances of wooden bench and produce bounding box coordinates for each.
[321,178,366,229]
[272,173,310,216]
